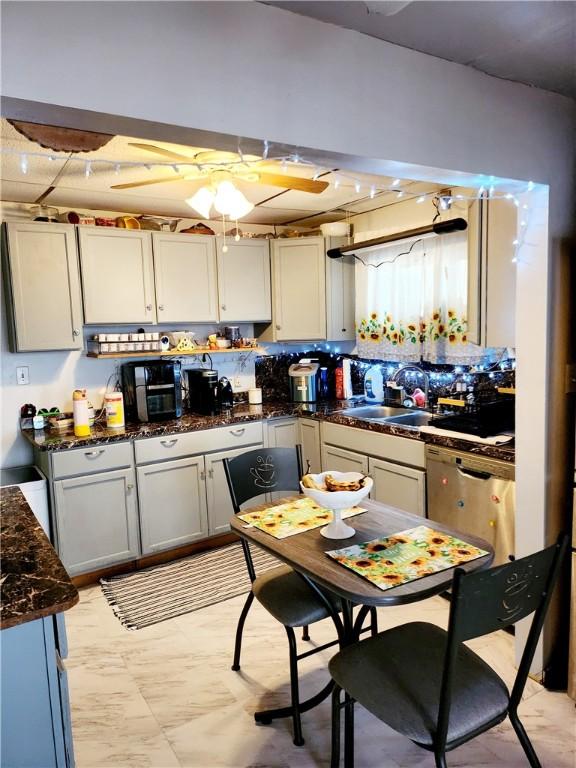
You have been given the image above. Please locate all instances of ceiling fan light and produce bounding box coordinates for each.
[227,190,254,219]
[185,186,214,218]
[214,180,239,215]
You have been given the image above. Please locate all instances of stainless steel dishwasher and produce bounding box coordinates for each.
[426,445,515,566]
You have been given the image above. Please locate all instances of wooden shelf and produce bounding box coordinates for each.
[86,347,265,359]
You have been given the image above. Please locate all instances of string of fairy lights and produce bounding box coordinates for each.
[0,144,536,265]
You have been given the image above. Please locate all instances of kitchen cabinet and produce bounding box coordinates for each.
[299,418,322,473]
[78,227,156,324]
[2,222,83,351]
[321,444,369,475]
[216,238,271,322]
[54,467,140,575]
[369,457,426,517]
[326,242,355,342]
[320,421,426,516]
[153,232,218,322]
[260,237,327,341]
[135,422,264,546]
[137,455,208,554]
[467,197,517,348]
[266,417,300,449]
[1,614,74,767]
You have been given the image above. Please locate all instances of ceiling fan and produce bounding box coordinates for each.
[110,143,329,195]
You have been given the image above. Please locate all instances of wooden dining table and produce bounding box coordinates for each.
[230,496,494,729]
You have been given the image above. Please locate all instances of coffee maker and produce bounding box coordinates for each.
[187,368,220,415]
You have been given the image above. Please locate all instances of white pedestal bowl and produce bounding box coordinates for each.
[300,471,373,540]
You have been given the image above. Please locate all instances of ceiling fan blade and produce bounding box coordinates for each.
[111,175,185,190]
[252,172,329,194]
[128,143,193,162]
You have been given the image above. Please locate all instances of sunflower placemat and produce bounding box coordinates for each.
[238,497,367,539]
[326,525,489,591]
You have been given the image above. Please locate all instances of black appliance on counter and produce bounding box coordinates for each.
[187,368,221,415]
[433,398,515,438]
[122,361,182,423]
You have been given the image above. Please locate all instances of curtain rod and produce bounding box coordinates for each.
[326,217,468,259]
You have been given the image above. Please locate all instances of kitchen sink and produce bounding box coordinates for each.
[384,411,436,427]
[339,405,414,420]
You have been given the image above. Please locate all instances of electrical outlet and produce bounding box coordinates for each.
[16,366,29,385]
[234,376,242,389]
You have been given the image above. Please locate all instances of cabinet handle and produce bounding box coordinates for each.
[275,324,281,331]
[84,449,104,458]
[230,428,245,437]
[342,328,346,332]
[146,304,153,311]
[72,329,80,337]
[126,483,134,491]
[200,469,206,480]
[55,650,66,674]
[221,304,227,311]
[208,468,214,479]
[158,304,165,311]
[160,439,178,448]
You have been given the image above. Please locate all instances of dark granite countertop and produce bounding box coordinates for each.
[22,400,515,463]
[1,488,79,630]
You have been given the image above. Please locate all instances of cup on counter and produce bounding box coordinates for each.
[248,387,262,405]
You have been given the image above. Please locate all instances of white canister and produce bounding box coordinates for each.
[248,387,262,405]
[104,391,125,430]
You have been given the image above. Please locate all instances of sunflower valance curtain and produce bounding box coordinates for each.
[355,230,488,364]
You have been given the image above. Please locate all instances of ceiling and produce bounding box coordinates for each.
[265,1,576,100]
[0,119,449,228]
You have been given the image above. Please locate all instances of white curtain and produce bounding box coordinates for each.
[355,230,489,364]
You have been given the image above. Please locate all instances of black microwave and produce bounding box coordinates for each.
[122,361,182,423]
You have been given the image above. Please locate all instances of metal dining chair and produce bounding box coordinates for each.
[223,445,377,746]
[329,533,568,768]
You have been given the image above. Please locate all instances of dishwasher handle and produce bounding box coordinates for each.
[456,466,492,481]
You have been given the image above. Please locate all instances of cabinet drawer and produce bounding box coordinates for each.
[135,422,264,464]
[321,421,425,469]
[51,442,133,479]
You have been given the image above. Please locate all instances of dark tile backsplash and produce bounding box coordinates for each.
[255,352,515,404]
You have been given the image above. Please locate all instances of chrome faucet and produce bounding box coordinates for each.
[390,364,430,408]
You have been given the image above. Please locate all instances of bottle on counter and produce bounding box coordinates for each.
[335,360,345,400]
[72,389,90,437]
[104,391,125,430]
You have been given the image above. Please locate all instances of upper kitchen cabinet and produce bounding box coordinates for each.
[216,238,271,322]
[78,227,156,324]
[467,197,517,348]
[258,237,328,342]
[2,222,83,351]
[153,232,218,323]
[325,238,355,341]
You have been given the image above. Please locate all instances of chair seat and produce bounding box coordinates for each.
[253,565,341,628]
[329,621,509,748]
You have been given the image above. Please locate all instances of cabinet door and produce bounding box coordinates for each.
[54,468,139,575]
[299,418,321,473]
[326,246,355,342]
[78,228,155,324]
[205,445,264,536]
[369,457,426,517]
[266,418,299,449]
[269,237,326,340]
[217,239,271,321]
[153,232,218,322]
[137,455,208,554]
[321,444,369,475]
[3,222,83,351]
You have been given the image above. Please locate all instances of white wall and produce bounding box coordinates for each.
[2,0,575,670]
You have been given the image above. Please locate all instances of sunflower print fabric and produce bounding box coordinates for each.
[238,497,367,539]
[327,525,488,591]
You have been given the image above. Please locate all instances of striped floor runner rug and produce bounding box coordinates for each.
[100,542,279,630]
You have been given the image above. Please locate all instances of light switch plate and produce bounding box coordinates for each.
[16,366,29,385]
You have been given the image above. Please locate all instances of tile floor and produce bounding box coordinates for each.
[65,585,575,767]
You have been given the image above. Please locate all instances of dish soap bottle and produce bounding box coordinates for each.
[72,389,90,436]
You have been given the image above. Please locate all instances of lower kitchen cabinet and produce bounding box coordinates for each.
[54,468,140,575]
[369,457,426,517]
[321,444,369,475]
[1,614,74,767]
[266,417,299,449]
[205,445,264,535]
[299,418,322,473]
[137,456,208,554]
